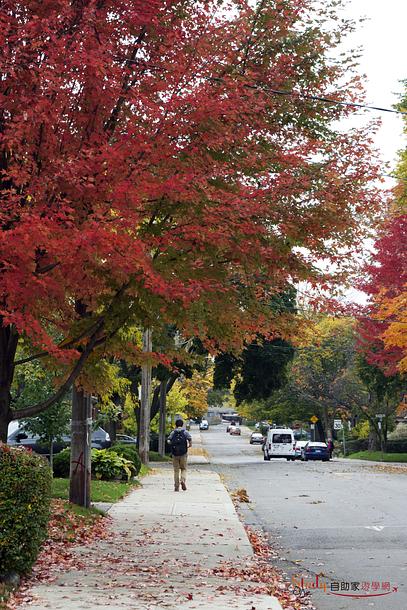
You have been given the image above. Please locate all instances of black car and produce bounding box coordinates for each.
[7,425,111,456]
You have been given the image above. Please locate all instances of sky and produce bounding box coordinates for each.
[341,0,406,169]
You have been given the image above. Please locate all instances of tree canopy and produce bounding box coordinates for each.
[0,0,383,437]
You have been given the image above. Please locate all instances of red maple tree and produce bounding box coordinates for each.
[357,214,407,375]
[0,0,382,439]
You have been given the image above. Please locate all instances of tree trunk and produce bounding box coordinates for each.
[368,421,380,451]
[0,323,18,441]
[158,379,167,457]
[139,328,152,465]
[50,440,54,473]
[69,387,92,507]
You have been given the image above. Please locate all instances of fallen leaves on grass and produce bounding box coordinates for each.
[5,500,110,608]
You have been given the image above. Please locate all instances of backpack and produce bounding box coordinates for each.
[171,429,188,456]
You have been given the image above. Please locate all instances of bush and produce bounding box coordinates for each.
[387,439,407,453]
[91,449,136,481]
[108,443,141,476]
[52,447,71,478]
[0,445,52,576]
[345,438,369,454]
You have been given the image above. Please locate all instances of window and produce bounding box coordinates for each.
[272,434,292,444]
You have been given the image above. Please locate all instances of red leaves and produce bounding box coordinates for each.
[5,500,110,609]
[357,214,407,374]
[1,0,384,372]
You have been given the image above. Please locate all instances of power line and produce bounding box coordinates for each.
[262,87,407,116]
[210,76,407,115]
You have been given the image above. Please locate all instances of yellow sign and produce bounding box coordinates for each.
[310,415,318,424]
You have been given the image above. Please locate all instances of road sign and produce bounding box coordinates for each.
[310,415,318,424]
[376,413,385,418]
[310,424,315,430]
[333,419,343,430]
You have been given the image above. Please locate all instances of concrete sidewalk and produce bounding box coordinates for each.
[20,467,283,610]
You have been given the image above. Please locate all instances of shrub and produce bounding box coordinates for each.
[91,449,136,481]
[108,443,141,476]
[387,439,407,453]
[52,447,71,478]
[0,445,52,576]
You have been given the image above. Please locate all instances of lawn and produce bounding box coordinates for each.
[52,465,151,503]
[348,451,407,463]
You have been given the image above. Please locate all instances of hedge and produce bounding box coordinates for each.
[0,444,52,577]
[346,438,407,455]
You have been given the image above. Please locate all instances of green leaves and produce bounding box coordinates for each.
[91,449,136,482]
[0,446,52,575]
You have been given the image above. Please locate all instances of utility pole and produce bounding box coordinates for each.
[158,379,167,457]
[69,387,92,507]
[139,328,152,465]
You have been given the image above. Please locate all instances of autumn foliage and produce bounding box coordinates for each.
[0,0,383,429]
[359,214,407,374]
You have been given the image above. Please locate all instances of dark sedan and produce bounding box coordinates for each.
[7,425,111,456]
[302,441,330,461]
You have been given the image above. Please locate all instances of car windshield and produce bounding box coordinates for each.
[272,434,292,443]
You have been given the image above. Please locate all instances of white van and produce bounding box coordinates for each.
[263,428,295,461]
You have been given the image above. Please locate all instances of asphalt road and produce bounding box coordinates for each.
[200,424,407,610]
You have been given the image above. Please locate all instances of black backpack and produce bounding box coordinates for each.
[171,429,188,456]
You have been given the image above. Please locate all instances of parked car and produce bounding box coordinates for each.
[250,432,264,445]
[229,425,241,436]
[7,425,111,456]
[116,434,137,445]
[263,427,295,461]
[199,419,209,430]
[302,441,330,461]
[294,440,309,460]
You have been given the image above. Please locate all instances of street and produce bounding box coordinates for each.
[200,424,407,610]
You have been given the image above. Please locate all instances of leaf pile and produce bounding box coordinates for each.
[231,488,251,503]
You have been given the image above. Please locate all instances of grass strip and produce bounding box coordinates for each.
[348,451,407,463]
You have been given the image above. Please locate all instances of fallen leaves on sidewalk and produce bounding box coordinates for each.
[5,500,110,609]
[211,526,315,610]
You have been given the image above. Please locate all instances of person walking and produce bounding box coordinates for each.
[327,438,334,459]
[168,419,192,491]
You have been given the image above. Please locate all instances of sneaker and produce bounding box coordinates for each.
[181,482,187,491]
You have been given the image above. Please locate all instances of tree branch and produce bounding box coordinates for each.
[11,321,104,420]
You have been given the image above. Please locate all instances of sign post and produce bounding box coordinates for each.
[333,419,346,455]
[310,416,318,441]
[376,414,385,461]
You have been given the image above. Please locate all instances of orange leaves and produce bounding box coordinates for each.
[361,214,407,374]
